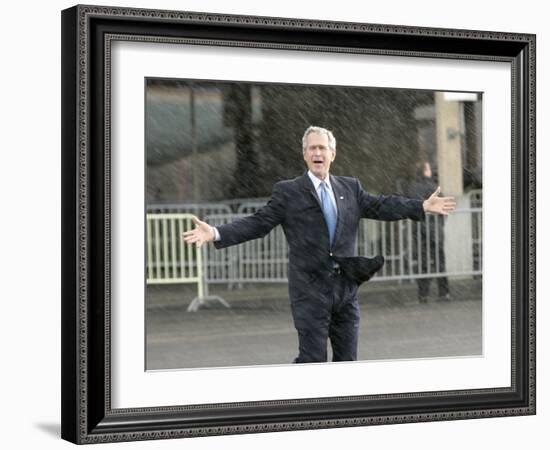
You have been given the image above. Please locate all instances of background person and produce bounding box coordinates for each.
[407,161,451,303]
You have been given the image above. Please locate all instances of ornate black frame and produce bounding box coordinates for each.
[61,4,536,444]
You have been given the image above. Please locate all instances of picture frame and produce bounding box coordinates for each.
[61,4,536,444]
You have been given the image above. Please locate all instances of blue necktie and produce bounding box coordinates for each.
[320,181,337,244]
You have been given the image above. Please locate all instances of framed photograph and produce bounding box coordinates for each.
[61,4,535,444]
[143,79,483,371]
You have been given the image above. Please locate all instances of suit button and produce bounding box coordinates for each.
[329,252,333,256]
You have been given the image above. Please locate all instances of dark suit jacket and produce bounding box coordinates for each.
[214,173,425,295]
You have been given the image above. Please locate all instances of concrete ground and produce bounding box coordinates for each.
[146,278,482,370]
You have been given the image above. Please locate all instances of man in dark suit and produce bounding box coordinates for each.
[183,126,456,363]
[407,161,451,303]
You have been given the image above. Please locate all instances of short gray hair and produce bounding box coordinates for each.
[302,126,336,152]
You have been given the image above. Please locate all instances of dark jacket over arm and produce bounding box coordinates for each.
[214,183,286,249]
[356,179,425,221]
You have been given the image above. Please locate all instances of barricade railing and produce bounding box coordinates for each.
[146,213,203,287]
[147,202,232,217]
[467,189,483,271]
[146,206,483,300]
[201,209,482,284]
[203,214,244,287]
[146,213,229,311]
[356,208,482,280]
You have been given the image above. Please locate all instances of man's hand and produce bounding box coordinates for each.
[182,216,215,247]
[422,186,456,216]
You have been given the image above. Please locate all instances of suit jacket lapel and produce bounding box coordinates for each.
[299,172,322,208]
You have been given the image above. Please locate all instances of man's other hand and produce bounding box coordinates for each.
[182,216,215,247]
[422,186,457,216]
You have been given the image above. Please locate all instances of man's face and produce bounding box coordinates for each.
[303,132,336,180]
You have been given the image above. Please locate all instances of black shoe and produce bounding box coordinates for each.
[419,296,428,304]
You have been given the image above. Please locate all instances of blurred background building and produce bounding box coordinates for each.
[145,79,482,204]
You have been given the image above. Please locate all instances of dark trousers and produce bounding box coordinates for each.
[413,220,449,299]
[417,276,449,298]
[291,271,360,363]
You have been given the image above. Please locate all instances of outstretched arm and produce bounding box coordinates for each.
[422,186,456,216]
[182,216,216,247]
[358,179,425,221]
[182,183,286,249]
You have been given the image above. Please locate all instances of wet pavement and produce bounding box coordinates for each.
[146,278,482,370]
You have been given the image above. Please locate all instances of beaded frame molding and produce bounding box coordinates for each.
[61,4,536,444]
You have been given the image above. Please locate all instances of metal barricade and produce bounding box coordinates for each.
[146,213,229,312]
[146,213,203,286]
[467,190,483,272]
[202,214,243,286]
[358,209,483,281]
[147,202,232,218]
[147,204,483,302]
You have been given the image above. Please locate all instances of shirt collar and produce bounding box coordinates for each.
[307,170,332,191]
